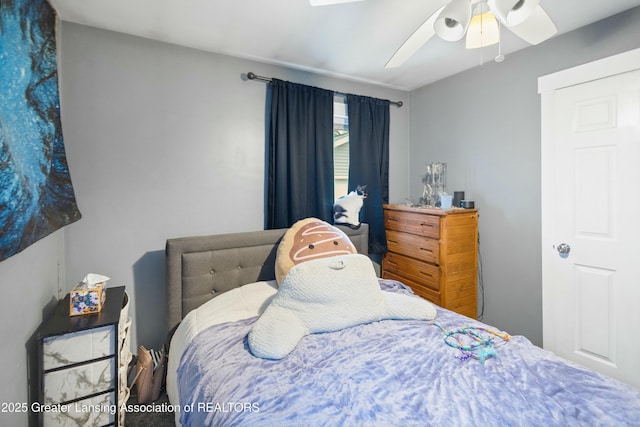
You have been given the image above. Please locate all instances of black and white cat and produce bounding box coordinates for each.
[333,185,367,229]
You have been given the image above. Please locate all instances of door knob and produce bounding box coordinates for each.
[556,243,570,258]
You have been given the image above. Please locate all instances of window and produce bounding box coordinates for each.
[333,97,349,201]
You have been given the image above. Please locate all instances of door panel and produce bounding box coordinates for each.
[574,147,615,238]
[574,264,615,365]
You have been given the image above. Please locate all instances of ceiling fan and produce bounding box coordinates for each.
[310,0,557,67]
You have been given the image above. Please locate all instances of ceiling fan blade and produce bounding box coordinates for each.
[507,4,557,45]
[385,6,445,68]
[309,0,364,5]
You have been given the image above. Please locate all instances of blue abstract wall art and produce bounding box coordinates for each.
[0,0,81,262]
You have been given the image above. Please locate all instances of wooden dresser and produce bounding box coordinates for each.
[382,204,478,319]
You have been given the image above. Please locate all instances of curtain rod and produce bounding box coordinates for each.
[246,72,403,107]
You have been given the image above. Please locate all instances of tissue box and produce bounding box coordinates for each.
[69,281,107,316]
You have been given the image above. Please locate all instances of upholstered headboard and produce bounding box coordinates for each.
[165,224,369,335]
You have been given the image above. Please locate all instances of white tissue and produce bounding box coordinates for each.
[82,273,110,288]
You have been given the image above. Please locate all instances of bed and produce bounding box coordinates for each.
[165,223,640,427]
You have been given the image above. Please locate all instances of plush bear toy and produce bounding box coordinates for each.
[249,253,437,360]
[275,217,357,285]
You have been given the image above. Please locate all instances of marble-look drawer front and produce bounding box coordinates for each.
[43,325,115,369]
[42,392,115,427]
[44,359,115,404]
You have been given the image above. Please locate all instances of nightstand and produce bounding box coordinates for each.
[33,286,130,426]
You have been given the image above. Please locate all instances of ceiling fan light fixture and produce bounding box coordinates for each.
[386,0,555,69]
[488,0,539,27]
[434,0,473,42]
[465,12,499,49]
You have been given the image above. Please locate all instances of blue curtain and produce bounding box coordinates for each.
[267,79,334,229]
[346,94,390,255]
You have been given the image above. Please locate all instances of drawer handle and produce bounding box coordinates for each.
[419,247,434,254]
[419,270,433,278]
[388,239,398,244]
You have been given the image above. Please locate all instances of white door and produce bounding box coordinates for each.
[541,63,640,388]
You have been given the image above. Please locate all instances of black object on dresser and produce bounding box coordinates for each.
[33,286,127,426]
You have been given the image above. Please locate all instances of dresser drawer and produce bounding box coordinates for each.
[386,230,439,264]
[384,209,440,238]
[383,252,440,291]
[43,325,115,369]
[44,358,115,404]
[42,392,115,427]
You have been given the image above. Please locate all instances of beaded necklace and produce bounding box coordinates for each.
[433,323,511,363]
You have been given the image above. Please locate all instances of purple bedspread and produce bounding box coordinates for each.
[177,282,640,427]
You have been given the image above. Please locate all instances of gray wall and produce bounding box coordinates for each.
[0,232,62,427]
[57,22,410,351]
[407,7,640,345]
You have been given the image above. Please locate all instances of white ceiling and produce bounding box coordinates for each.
[49,0,640,91]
